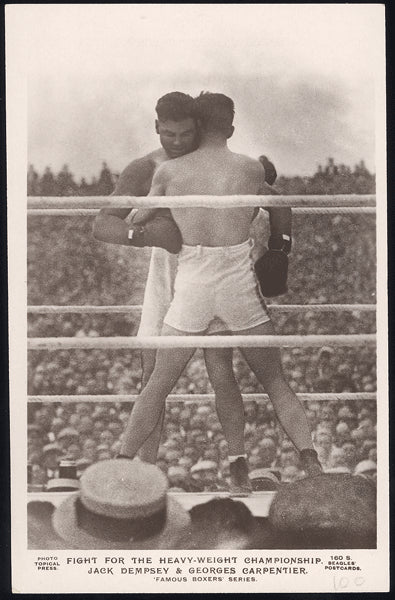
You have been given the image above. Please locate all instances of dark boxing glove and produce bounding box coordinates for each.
[254,234,291,297]
[258,155,277,186]
[128,212,182,254]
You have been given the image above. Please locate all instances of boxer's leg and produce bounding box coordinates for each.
[138,349,165,464]
[204,347,245,456]
[121,324,200,459]
[237,321,321,476]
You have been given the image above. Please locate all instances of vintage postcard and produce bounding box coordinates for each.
[7,4,388,594]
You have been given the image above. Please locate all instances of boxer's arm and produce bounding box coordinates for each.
[148,163,168,197]
[92,158,154,244]
[258,179,292,240]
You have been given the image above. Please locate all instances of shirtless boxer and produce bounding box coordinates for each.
[120,93,322,485]
[94,92,284,494]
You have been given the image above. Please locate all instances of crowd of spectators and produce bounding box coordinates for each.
[27,158,377,492]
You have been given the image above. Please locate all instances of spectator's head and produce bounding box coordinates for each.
[218,439,229,460]
[357,418,375,439]
[330,447,348,469]
[34,408,52,431]
[280,448,299,469]
[42,443,62,470]
[57,427,79,450]
[100,430,114,447]
[165,449,182,466]
[244,402,257,423]
[52,459,191,549]
[360,439,376,460]
[68,414,80,428]
[368,447,377,463]
[163,439,179,452]
[335,421,351,445]
[65,443,81,461]
[51,417,66,436]
[183,446,199,463]
[164,422,178,437]
[250,468,280,491]
[76,403,91,417]
[155,92,197,159]
[28,449,43,466]
[167,466,189,490]
[269,474,376,548]
[203,448,219,462]
[82,438,97,462]
[257,437,277,467]
[342,442,358,468]
[179,408,192,429]
[354,460,377,482]
[305,409,318,429]
[318,346,335,363]
[315,430,333,453]
[77,415,94,435]
[193,434,207,455]
[179,457,193,470]
[281,465,303,483]
[358,408,372,421]
[190,460,218,486]
[189,498,254,549]
[338,406,357,428]
[31,464,47,486]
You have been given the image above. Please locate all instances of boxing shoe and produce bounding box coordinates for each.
[229,457,252,497]
[299,449,323,478]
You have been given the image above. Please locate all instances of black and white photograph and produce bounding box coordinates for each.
[7,3,388,593]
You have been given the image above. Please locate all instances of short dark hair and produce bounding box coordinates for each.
[194,92,235,134]
[155,92,195,122]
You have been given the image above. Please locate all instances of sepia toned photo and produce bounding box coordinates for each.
[7,4,388,594]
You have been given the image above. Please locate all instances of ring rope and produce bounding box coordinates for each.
[27,303,376,315]
[27,207,376,217]
[27,194,376,210]
[28,334,376,350]
[27,392,376,404]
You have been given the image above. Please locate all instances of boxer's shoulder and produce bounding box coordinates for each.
[114,152,159,195]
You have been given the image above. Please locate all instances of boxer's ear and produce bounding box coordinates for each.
[155,120,159,134]
[227,125,235,139]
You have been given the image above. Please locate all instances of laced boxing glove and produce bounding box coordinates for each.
[127,211,182,254]
[254,233,291,297]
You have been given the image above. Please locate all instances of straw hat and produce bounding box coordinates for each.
[53,459,190,549]
[46,478,80,492]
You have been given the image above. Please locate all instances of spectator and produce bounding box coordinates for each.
[189,498,255,549]
[268,474,376,548]
[28,502,67,549]
[354,459,377,482]
[190,461,224,492]
[52,459,191,549]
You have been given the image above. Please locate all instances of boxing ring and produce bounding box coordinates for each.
[27,194,377,516]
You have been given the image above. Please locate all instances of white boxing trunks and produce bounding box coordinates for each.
[137,247,228,336]
[164,239,270,333]
[137,248,178,336]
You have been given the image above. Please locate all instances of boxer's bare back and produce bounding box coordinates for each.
[150,145,266,246]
